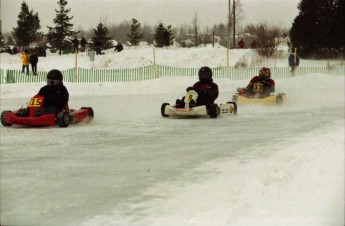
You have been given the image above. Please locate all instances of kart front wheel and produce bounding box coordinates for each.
[81,107,94,120]
[232,95,238,104]
[56,111,70,127]
[1,111,12,127]
[161,103,170,117]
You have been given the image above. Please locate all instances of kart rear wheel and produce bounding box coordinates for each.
[276,95,283,105]
[161,103,170,117]
[1,111,12,127]
[209,103,218,118]
[56,111,70,127]
[227,101,238,115]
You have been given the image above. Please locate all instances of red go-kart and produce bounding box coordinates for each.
[1,95,94,127]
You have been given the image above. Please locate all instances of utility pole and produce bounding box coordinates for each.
[232,0,236,49]
[227,0,231,78]
[228,0,231,49]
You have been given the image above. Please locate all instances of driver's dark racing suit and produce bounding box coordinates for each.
[245,76,275,98]
[189,79,219,108]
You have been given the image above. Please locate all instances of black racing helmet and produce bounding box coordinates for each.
[259,67,271,80]
[198,66,213,82]
[47,69,63,86]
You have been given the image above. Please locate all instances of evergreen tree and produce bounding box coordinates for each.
[332,0,345,52]
[154,23,166,47]
[92,23,113,50]
[0,32,5,49]
[127,18,144,46]
[165,25,175,46]
[47,0,75,55]
[154,23,174,47]
[290,0,343,57]
[12,1,41,48]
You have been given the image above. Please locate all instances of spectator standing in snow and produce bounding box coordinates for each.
[6,47,12,55]
[72,36,79,53]
[80,37,87,52]
[12,46,18,55]
[114,42,123,52]
[29,51,39,75]
[94,40,102,55]
[288,49,300,76]
[21,49,30,75]
[238,38,245,48]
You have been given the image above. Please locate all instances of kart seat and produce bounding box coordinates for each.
[63,103,70,112]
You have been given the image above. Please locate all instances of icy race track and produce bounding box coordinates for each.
[0,75,344,226]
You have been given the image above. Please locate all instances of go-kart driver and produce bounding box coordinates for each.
[176,66,219,108]
[242,67,275,98]
[37,69,69,114]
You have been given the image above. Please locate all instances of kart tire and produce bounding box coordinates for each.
[209,103,218,118]
[227,101,238,115]
[81,107,94,120]
[276,95,283,105]
[161,103,170,117]
[56,111,70,127]
[1,111,12,127]
[232,95,238,104]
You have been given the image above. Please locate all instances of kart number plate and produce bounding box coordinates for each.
[253,83,263,92]
[29,97,44,107]
[221,105,233,114]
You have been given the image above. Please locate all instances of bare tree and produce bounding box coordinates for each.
[109,20,131,43]
[192,11,199,47]
[178,24,188,36]
[201,26,212,47]
[227,0,244,48]
[244,23,283,57]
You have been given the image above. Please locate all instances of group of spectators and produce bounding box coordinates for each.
[71,36,124,55]
[20,49,39,75]
[5,46,46,57]
[237,38,257,49]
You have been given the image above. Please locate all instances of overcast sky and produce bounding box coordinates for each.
[1,0,301,33]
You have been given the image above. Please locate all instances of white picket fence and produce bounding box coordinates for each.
[1,65,344,84]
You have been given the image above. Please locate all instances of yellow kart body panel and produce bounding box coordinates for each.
[233,93,286,105]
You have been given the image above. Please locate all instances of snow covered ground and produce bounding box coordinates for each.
[0,46,344,226]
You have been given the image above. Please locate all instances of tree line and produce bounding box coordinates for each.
[290,0,345,58]
[1,0,177,55]
[1,0,344,58]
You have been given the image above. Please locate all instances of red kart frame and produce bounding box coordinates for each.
[1,95,94,127]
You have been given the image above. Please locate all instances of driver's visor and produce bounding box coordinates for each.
[47,79,60,86]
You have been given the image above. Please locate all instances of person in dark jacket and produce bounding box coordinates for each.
[29,51,39,75]
[238,38,245,48]
[37,69,69,114]
[72,36,79,53]
[114,42,123,52]
[176,66,219,108]
[80,37,87,48]
[288,49,300,76]
[242,67,275,98]
[94,40,102,55]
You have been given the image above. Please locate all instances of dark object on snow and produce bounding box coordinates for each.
[114,42,123,52]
